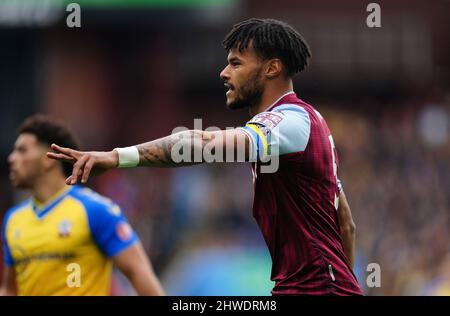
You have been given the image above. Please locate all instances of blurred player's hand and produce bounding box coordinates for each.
[47,144,118,185]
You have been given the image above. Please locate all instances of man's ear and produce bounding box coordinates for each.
[42,147,59,171]
[265,59,283,79]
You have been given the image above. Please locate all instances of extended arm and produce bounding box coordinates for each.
[337,190,356,269]
[47,129,250,185]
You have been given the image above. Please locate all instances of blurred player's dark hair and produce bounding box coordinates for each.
[18,114,80,177]
[222,18,311,77]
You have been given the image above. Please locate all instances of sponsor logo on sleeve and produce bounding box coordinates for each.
[248,112,284,130]
[116,222,133,242]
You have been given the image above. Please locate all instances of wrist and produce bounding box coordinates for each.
[114,146,140,168]
[111,149,119,168]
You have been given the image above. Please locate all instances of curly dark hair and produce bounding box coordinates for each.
[222,18,312,77]
[18,114,79,177]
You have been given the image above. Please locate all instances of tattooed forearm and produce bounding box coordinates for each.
[136,130,211,167]
[134,129,250,167]
[136,140,172,167]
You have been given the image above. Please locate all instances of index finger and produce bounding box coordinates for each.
[46,152,76,163]
[51,143,77,157]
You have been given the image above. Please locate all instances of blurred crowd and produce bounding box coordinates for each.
[324,94,450,295]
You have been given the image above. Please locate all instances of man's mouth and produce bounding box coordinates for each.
[9,170,17,180]
[224,82,234,95]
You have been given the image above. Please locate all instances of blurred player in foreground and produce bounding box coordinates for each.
[48,18,362,295]
[0,115,164,296]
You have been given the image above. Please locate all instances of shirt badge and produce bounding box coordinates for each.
[58,220,72,238]
[13,229,21,239]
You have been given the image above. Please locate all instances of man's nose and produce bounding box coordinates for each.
[8,152,15,165]
[220,65,230,81]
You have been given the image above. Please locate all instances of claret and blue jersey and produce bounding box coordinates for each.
[239,92,363,295]
[1,185,137,295]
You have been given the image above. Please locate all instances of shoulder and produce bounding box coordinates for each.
[68,188,136,257]
[2,199,30,228]
[242,103,312,156]
[272,103,310,121]
[248,103,310,129]
[68,186,122,217]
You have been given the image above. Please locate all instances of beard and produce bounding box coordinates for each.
[227,68,264,110]
[10,173,32,189]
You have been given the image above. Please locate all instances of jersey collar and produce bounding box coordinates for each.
[32,185,74,219]
[262,91,295,112]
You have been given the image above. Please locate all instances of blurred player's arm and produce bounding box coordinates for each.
[47,129,250,184]
[0,267,16,296]
[337,190,356,268]
[85,197,165,296]
[113,242,165,296]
